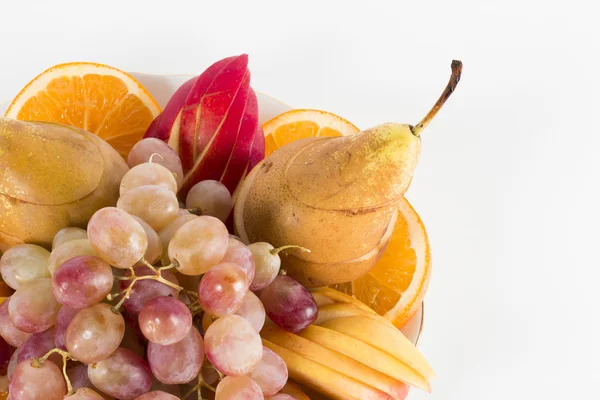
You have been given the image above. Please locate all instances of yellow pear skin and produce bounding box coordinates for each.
[0,118,128,250]
[235,61,462,287]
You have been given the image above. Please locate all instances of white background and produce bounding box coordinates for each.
[1,0,599,398]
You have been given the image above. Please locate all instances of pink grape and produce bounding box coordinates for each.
[66,362,116,399]
[247,243,280,291]
[135,391,179,400]
[52,256,113,309]
[0,299,31,347]
[204,315,262,376]
[0,244,50,290]
[8,278,60,333]
[147,327,204,384]
[215,376,264,400]
[88,207,148,269]
[158,214,197,264]
[48,239,97,276]
[260,275,318,333]
[0,335,15,376]
[128,138,184,188]
[235,291,266,332]
[198,263,249,317]
[185,180,233,222]
[66,303,125,364]
[7,347,20,379]
[248,346,288,396]
[149,379,182,397]
[52,227,88,249]
[133,217,163,265]
[9,359,67,400]
[17,328,59,366]
[119,266,180,318]
[53,306,79,350]
[138,296,192,345]
[66,362,94,390]
[69,388,106,400]
[120,163,178,195]
[168,216,229,276]
[117,185,179,231]
[222,238,255,284]
[88,347,152,400]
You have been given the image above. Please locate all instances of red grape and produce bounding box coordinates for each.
[215,376,264,400]
[222,238,255,284]
[9,359,67,400]
[120,266,180,318]
[248,346,288,396]
[88,348,152,400]
[135,391,179,400]
[53,306,79,351]
[138,296,192,345]
[52,256,113,309]
[204,315,262,376]
[66,303,125,364]
[168,216,229,276]
[69,388,106,400]
[17,328,60,367]
[0,299,31,347]
[147,327,204,384]
[88,207,148,269]
[8,279,60,333]
[235,291,266,332]
[259,275,318,333]
[198,263,249,317]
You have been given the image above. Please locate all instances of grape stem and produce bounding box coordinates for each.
[108,263,184,312]
[270,245,312,256]
[187,208,203,216]
[140,258,158,273]
[182,376,216,400]
[148,152,164,163]
[32,348,77,395]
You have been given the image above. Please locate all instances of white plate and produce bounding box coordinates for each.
[0,73,423,345]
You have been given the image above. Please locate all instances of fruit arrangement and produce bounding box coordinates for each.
[0,54,461,399]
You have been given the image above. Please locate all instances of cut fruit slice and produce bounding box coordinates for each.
[262,325,409,399]
[5,62,161,157]
[297,325,430,391]
[262,109,360,156]
[263,339,391,400]
[332,197,431,328]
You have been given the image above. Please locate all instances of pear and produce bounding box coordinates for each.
[0,118,128,251]
[234,61,462,287]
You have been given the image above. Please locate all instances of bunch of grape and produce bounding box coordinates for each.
[0,138,318,400]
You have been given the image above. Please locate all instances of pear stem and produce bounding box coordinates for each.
[411,60,463,137]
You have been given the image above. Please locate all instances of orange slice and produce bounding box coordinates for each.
[4,62,161,157]
[262,109,360,156]
[333,197,431,328]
